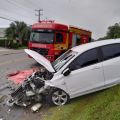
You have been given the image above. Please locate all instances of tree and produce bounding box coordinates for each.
[5,21,30,47]
[106,23,120,39]
[98,22,120,40]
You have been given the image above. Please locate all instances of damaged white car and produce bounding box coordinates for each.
[7,39,120,106]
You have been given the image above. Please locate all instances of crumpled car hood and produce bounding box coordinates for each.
[24,49,55,73]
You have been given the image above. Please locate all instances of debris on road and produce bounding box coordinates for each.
[7,68,38,84]
[0,94,7,103]
[5,49,54,111]
[31,103,42,112]
[7,109,11,114]
[6,68,53,108]
[0,117,5,120]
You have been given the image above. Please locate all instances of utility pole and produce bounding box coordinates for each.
[35,9,43,22]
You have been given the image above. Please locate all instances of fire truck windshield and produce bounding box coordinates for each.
[30,30,54,44]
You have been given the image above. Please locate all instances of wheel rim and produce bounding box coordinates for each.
[52,90,68,106]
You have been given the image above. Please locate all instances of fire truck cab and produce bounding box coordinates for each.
[29,21,92,62]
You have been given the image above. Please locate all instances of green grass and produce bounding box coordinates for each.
[42,85,120,120]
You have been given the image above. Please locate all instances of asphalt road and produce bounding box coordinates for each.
[0,49,47,120]
[0,50,36,85]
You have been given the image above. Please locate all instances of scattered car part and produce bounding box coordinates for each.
[7,69,36,84]
[31,103,42,112]
[7,69,53,107]
[6,98,15,107]
[0,117,5,120]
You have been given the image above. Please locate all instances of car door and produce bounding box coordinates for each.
[64,48,105,98]
[101,44,120,86]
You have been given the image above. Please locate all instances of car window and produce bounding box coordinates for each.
[101,44,120,60]
[53,50,78,72]
[69,49,99,71]
[56,33,63,43]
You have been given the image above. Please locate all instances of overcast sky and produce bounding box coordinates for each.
[0,0,120,39]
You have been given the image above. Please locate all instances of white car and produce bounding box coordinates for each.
[25,39,120,106]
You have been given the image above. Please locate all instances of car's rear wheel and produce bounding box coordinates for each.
[47,89,69,106]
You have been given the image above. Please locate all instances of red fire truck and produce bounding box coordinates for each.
[28,21,92,62]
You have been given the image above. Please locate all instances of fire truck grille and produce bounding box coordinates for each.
[31,48,49,55]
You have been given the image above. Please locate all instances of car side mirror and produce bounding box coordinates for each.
[62,68,71,76]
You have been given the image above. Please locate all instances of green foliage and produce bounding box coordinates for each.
[0,39,6,46]
[10,43,20,48]
[43,85,120,120]
[98,22,120,40]
[107,23,120,39]
[5,21,30,48]
[0,39,27,49]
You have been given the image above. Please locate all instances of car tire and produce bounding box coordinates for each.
[47,88,70,106]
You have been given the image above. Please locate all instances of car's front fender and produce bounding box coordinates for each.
[44,80,69,95]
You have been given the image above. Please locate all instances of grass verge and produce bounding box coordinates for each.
[42,85,120,120]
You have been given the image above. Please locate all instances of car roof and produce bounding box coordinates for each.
[71,39,120,53]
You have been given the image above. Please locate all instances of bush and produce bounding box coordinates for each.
[0,39,7,47]
[0,39,27,49]
[10,43,19,48]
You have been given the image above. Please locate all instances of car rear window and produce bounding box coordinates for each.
[101,44,120,60]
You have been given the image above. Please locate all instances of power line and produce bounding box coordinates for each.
[0,0,41,22]
[0,7,35,21]
[35,9,43,22]
[23,0,42,10]
[0,0,40,23]
[5,0,42,18]
[0,15,32,26]
[0,16,15,22]
[13,0,39,11]
[2,0,35,20]
[5,0,34,13]
[0,12,17,21]
[0,9,35,25]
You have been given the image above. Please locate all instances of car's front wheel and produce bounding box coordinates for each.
[47,89,69,106]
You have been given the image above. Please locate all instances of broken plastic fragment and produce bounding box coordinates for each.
[7,69,37,84]
[31,103,42,112]
[0,117,5,120]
